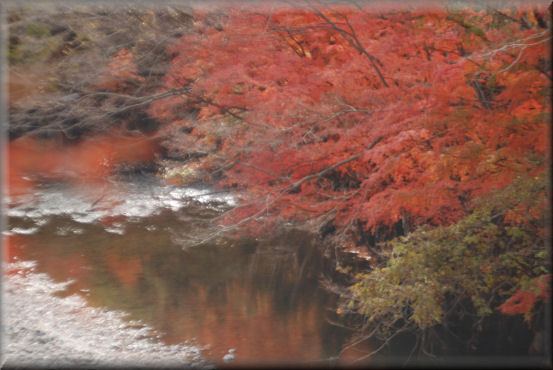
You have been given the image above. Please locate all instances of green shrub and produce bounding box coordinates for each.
[345,172,550,342]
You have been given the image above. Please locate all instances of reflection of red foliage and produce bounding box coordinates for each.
[6,134,158,196]
[497,274,551,315]
[105,253,143,287]
[48,253,91,283]
[98,214,126,228]
[3,235,24,264]
[162,279,327,363]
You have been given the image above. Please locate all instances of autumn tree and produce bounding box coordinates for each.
[150,2,549,237]
[147,0,551,357]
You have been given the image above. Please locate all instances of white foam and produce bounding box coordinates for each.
[9,227,40,235]
[6,180,235,235]
[2,261,205,367]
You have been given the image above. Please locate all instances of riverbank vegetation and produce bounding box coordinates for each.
[5,0,551,361]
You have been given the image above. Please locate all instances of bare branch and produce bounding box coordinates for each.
[300,0,389,88]
[286,136,382,192]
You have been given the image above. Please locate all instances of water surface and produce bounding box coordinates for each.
[4,178,363,366]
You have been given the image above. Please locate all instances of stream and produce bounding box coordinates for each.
[2,175,366,367]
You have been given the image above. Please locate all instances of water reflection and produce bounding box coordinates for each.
[6,204,356,365]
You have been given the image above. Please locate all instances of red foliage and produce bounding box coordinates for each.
[97,49,145,91]
[150,3,549,239]
[497,274,551,316]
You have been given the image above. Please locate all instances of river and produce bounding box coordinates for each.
[2,175,369,367]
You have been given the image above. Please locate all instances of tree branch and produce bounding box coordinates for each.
[302,0,389,88]
[286,136,383,192]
